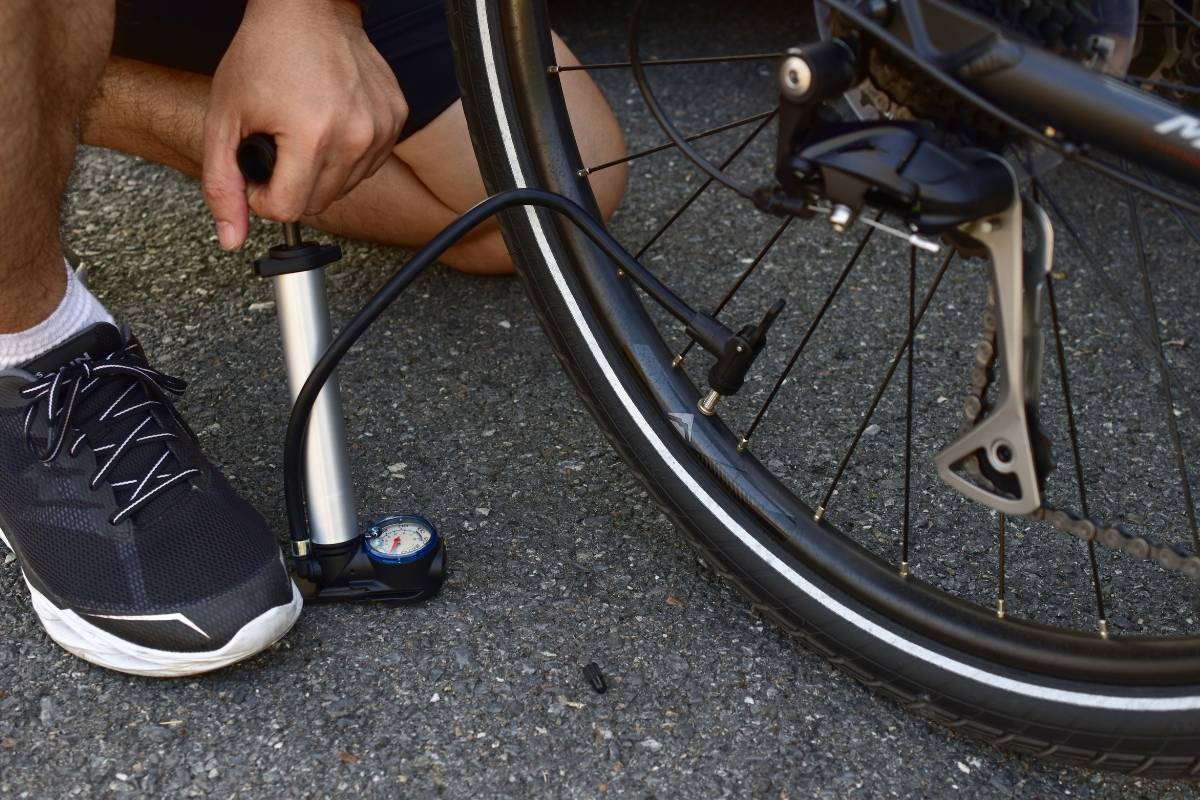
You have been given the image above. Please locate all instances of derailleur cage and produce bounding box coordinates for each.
[934,157,1055,515]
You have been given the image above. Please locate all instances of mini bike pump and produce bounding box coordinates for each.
[236,133,446,604]
[233,131,775,606]
[235,134,358,553]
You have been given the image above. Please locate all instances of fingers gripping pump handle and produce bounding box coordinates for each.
[236,134,305,246]
[237,133,360,554]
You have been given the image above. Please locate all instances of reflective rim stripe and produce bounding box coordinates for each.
[471,0,1200,711]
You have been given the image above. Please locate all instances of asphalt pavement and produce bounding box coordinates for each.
[1,2,1198,798]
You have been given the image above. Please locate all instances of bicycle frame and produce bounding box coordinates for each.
[860,0,1200,190]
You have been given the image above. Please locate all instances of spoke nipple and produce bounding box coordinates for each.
[616,268,626,279]
[577,168,591,178]
[1098,618,1110,639]
[736,434,749,452]
[899,560,909,578]
[698,389,722,416]
[547,64,561,74]
[814,505,826,522]
[671,354,685,369]
[996,598,1006,618]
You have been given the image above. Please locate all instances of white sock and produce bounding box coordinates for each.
[0,259,115,370]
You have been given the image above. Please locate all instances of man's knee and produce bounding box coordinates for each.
[444,228,515,276]
[1,0,115,105]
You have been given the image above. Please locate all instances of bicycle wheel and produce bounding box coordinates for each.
[447,0,1200,774]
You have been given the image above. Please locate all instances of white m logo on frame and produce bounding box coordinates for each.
[1155,115,1200,148]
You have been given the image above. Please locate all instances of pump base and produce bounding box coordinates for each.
[292,537,446,605]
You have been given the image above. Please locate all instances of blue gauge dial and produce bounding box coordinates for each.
[363,515,439,564]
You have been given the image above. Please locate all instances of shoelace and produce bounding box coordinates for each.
[20,344,200,525]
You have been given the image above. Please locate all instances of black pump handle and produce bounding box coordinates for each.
[237,133,277,183]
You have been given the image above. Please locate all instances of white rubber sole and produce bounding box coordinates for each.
[0,526,302,678]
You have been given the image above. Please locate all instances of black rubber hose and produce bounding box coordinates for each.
[281,187,725,548]
[235,135,728,548]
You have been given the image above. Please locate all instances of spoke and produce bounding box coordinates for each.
[1125,184,1200,552]
[579,109,775,176]
[635,112,776,259]
[674,216,794,364]
[1126,75,1200,95]
[1165,201,1200,247]
[740,216,883,448]
[1165,0,1200,30]
[553,52,786,72]
[1046,273,1110,636]
[1140,168,1200,247]
[1035,181,1200,422]
[900,246,917,578]
[996,513,1007,618]
[1077,156,1200,217]
[815,248,956,520]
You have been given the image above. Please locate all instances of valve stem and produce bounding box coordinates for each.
[698,389,722,416]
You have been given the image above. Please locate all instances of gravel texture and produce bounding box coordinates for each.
[2,1,1198,797]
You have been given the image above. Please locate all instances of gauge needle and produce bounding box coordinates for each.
[390,539,401,553]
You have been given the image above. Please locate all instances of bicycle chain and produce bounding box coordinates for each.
[958,293,1200,580]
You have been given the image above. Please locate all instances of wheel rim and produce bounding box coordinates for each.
[490,0,1200,685]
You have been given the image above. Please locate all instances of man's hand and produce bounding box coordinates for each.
[203,0,408,250]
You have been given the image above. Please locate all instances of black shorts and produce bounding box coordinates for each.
[112,0,461,140]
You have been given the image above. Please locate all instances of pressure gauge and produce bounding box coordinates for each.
[363,514,439,564]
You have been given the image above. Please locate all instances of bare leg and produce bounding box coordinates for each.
[0,1,115,332]
[82,35,627,275]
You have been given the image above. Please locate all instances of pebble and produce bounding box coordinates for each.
[452,647,473,668]
[38,697,55,727]
[138,724,174,743]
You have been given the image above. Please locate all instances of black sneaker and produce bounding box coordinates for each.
[0,323,301,676]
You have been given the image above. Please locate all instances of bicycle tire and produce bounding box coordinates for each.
[446,0,1200,775]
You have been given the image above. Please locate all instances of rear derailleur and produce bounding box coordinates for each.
[761,37,1054,515]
